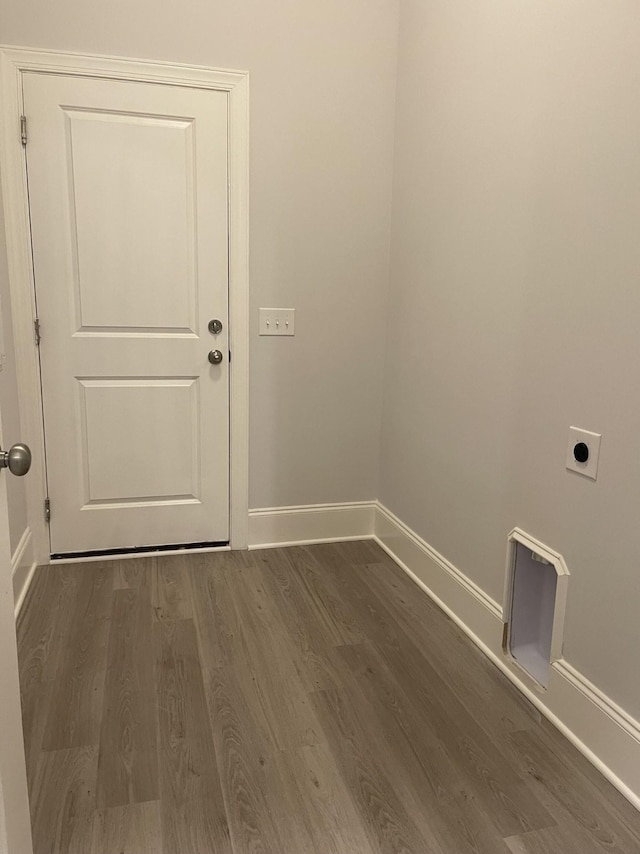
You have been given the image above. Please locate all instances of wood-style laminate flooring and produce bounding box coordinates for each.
[17,541,640,853]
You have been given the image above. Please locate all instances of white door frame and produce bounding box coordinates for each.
[0,47,249,563]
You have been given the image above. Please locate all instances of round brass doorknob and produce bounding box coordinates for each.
[0,443,32,477]
[208,349,224,365]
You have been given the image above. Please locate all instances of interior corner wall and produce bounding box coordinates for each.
[380,0,640,721]
[4,0,637,738]
[0,178,28,557]
[0,0,639,806]
[0,0,400,511]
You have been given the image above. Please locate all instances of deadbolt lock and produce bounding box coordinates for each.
[208,319,223,335]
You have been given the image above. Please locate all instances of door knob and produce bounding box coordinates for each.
[208,349,224,365]
[0,443,32,476]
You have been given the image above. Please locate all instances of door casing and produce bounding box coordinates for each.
[0,47,250,563]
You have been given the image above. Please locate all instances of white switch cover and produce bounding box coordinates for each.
[259,308,295,336]
[565,426,602,480]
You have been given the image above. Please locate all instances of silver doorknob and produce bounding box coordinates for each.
[0,443,32,477]
[208,349,223,365]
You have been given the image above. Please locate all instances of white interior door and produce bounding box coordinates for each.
[0,422,33,851]
[23,73,230,555]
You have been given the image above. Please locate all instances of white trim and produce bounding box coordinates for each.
[13,562,37,620]
[0,46,250,560]
[248,502,376,549]
[373,501,640,811]
[554,659,640,753]
[11,526,36,617]
[10,526,31,576]
[0,46,248,89]
[226,68,250,550]
[374,501,502,620]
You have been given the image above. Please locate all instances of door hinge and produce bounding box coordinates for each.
[34,317,41,346]
[44,497,51,524]
[20,115,27,147]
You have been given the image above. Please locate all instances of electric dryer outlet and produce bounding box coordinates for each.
[565,426,602,480]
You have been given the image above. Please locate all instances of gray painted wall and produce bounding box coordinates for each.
[0,0,399,510]
[380,0,640,719]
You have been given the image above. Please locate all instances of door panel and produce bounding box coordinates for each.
[24,73,229,554]
[79,378,200,503]
[68,110,197,331]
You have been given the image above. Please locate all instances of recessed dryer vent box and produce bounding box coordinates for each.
[502,529,569,689]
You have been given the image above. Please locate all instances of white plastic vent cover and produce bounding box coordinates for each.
[502,528,570,689]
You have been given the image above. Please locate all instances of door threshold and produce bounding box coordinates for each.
[51,540,230,563]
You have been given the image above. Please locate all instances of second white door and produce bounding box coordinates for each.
[24,72,230,555]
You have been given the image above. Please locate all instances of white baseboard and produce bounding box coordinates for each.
[248,501,375,549]
[11,526,37,618]
[373,502,640,811]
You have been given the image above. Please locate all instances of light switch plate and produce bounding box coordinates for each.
[565,426,602,480]
[259,308,295,336]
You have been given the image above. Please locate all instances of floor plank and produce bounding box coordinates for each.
[89,801,162,854]
[189,549,269,674]
[152,555,194,624]
[96,578,158,808]
[507,728,640,853]
[358,559,542,734]
[18,565,82,790]
[253,548,350,691]
[113,556,155,590]
[41,564,113,751]
[321,555,556,837]
[155,617,231,853]
[29,746,98,854]
[224,563,325,749]
[205,665,284,853]
[289,743,375,854]
[310,686,440,853]
[504,821,607,854]
[259,544,368,646]
[338,641,516,853]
